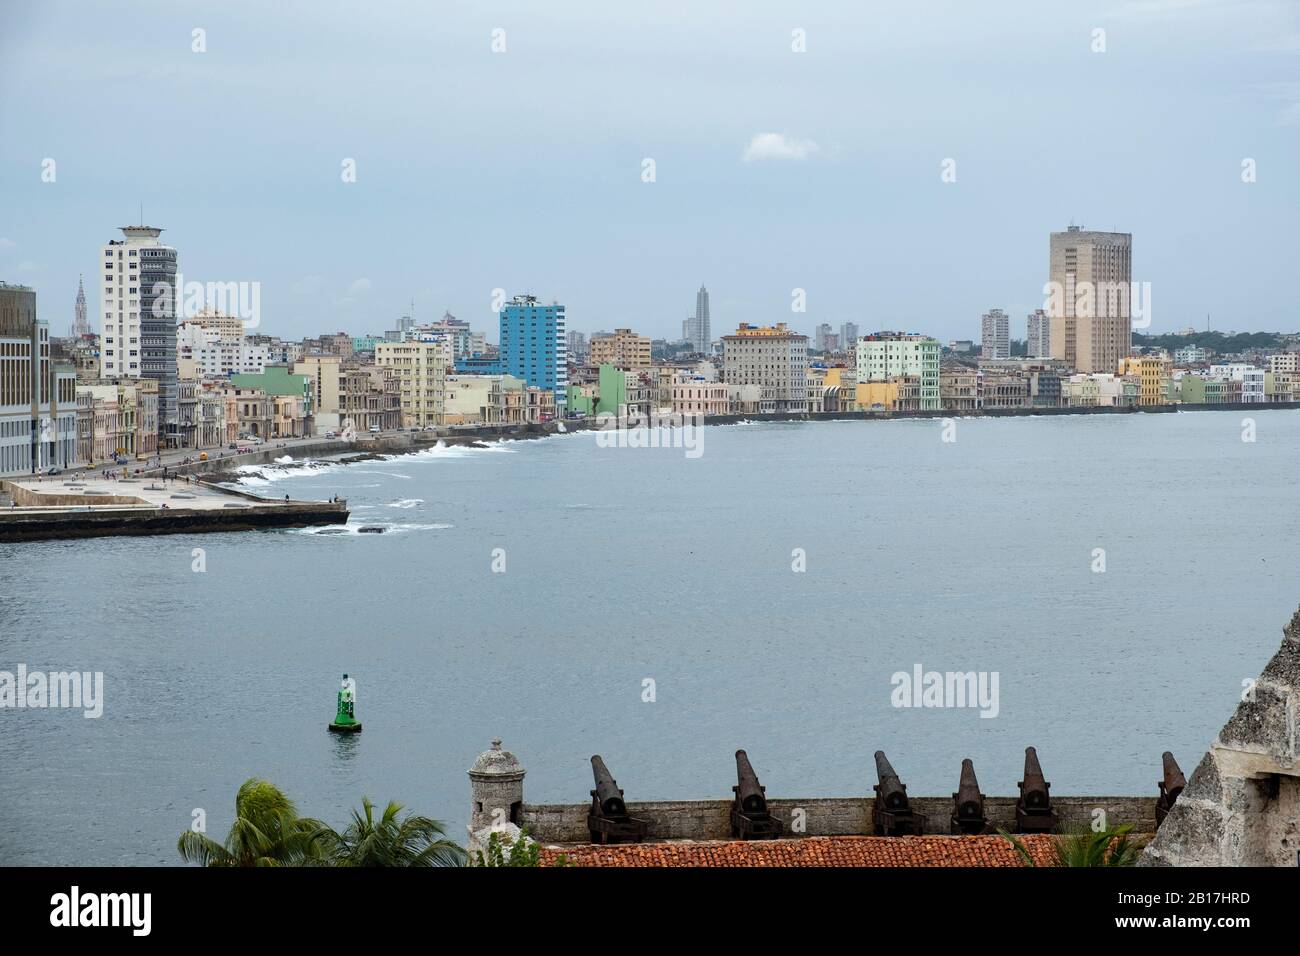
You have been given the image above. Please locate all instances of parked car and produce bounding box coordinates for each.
[228,443,238,450]
[251,437,265,445]
[325,430,337,439]
[369,425,381,434]
[424,425,437,432]
[46,467,63,476]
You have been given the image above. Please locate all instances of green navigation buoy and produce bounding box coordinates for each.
[328,673,362,733]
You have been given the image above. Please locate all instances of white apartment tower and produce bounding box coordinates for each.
[100,225,179,445]
[1026,309,1051,359]
[981,309,1010,360]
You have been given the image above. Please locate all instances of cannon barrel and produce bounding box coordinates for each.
[590,755,626,817]
[1160,751,1186,801]
[955,758,983,819]
[874,750,909,811]
[1019,746,1049,808]
[734,749,767,813]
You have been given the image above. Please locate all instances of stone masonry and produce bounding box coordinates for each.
[1141,605,1300,866]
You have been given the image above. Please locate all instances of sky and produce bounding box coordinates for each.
[1,0,1297,343]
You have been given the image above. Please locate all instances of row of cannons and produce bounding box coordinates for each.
[587,748,1189,843]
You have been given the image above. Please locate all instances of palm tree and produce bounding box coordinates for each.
[1000,824,1146,867]
[177,778,332,867]
[318,797,465,867]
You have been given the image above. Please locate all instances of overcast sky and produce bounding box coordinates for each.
[1,0,1297,342]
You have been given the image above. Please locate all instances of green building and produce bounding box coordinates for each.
[1179,375,1225,405]
[230,367,314,416]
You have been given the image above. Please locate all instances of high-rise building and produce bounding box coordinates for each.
[814,323,834,352]
[589,328,651,369]
[100,225,178,445]
[721,323,808,412]
[1,283,79,475]
[1026,309,1051,359]
[498,294,566,413]
[566,330,588,364]
[683,285,711,353]
[981,309,1009,360]
[855,332,941,410]
[840,322,859,349]
[1048,226,1132,373]
[72,275,89,338]
[374,340,447,427]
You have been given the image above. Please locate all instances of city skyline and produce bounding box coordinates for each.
[2,1,1297,342]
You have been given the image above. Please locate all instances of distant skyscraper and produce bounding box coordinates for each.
[72,275,88,337]
[981,309,1010,360]
[499,294,567,411]
[100,224,178,446]
[814,323,833,351]
[566,329,588,363]
[1048,225,1132,373]
[840,322,859,348]
[1026,309,1051,359]
[683,285,710,353]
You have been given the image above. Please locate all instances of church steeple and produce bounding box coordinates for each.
[73,274,88,337]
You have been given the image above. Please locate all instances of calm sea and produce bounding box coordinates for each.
[1,411,1295,864]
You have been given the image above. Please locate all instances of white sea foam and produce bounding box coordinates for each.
[387,498,423,509]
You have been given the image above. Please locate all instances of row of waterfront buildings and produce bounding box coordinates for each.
[3,223,1296,477]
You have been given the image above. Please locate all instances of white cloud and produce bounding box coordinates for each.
[348,277,372,296]
[742,133,820,163]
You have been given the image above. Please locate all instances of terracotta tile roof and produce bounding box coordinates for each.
[538,834,1056,867]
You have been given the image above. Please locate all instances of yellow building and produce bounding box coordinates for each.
[374,341,446,428]
[1117,355,1171,406]
[855,381,899,410]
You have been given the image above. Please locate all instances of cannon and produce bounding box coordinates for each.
[872,750,925,836]
[1015,746,1057,833]
[586,755,648,844]
[730,749,783,839]
[950,758,988,835]
[1155,751,1186,829]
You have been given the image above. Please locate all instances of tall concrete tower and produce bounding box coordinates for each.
[1048,226,1132,373]
[100,224,178,446]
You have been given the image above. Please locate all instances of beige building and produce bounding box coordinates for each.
[940,364,980,412]
[444,374,498,424]
[181,309,245,343]
[721,323,809,413]
[375,341,446,427]
[589,328,652,369]
[339,365,401,433]
[232,386,272,439]
[294,355,344,419]
[79,379,159,461]
[670,373,730,417]
[1048,226,1133,373]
